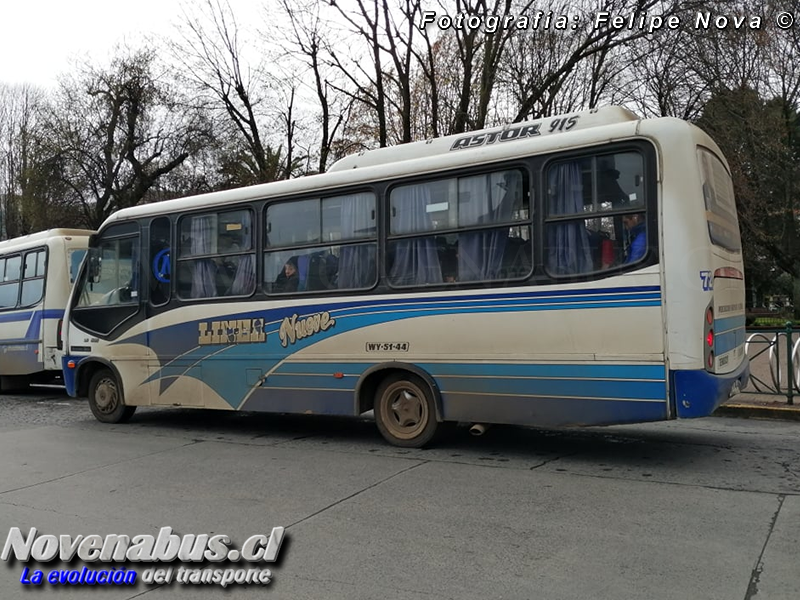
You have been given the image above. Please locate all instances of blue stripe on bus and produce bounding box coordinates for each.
[260,374,357,391]
[268,362,667,400]
[242,388,354,416]
[299,285,662,313]
[439,394,669,426]
[275,362,376,375]
[327,297,662,321]
[325,301,661,330]
[256,373,665,400]
[262,362,667,403]
[0,309,64,323]
[716,327,746,355]
[313,290,661,319]
[415,362,665,380]
[0,309,64,343]
[276,361,665,381]
[715,314,746,334]
[327,291,662,314]
[434,377,666,401]
[240,389,670,424]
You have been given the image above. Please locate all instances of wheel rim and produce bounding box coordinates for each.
[381,383,429,440]
[94,377,119,414]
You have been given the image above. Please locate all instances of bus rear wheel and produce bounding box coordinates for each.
[88,369,136,424]
[374,374,439,448]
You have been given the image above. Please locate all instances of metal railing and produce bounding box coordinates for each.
[744,322,797,405]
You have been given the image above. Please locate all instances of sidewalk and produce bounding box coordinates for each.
[714,391,800,422]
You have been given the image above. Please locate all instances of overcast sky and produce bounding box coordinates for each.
[1,0,186,87]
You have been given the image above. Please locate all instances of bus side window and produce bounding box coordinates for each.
[176,209,255,299]
[20,250,45,306]
[305,252,338,291]
[545,151,646,276]
[0,257,20,308]
[266,192,377,294]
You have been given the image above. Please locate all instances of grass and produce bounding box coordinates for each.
[750,317,799,327]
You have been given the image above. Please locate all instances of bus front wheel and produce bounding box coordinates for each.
[88,369,136,424]
[374,374,439,448]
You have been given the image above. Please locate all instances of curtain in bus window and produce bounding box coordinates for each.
[339,192,376,289]
[230,211,255,295]
[457,172,516,281]
[190,215,217,298]
[547,162,592,275]
[389,184,442,285]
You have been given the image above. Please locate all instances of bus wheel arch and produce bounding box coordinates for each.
[356,364,443,448]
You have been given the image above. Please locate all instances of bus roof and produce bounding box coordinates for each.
[0,229,94,253]
[98,106,714,230]
[327,106,639,172]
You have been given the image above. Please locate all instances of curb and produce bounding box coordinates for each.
[714,404,800,422]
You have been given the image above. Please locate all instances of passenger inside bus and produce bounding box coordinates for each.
[276,257,300,292]
[623,213,646,263]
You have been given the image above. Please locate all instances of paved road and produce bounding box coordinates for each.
[1,389,799,600]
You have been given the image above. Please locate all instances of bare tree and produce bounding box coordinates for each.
[280,0,353,173]
[496,0,690,121]
[47,47,209,228]
[171,0,294,185]
[623,27,709,120]
[0,84,81,237]
[325,0,393,147]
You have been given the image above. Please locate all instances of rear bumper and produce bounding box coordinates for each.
[671,358,750,418]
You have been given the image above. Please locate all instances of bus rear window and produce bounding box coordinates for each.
[698,148,741,252]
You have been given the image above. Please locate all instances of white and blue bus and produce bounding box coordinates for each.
[62,106,748,446]
[0,229,92,391]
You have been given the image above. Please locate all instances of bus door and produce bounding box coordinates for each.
[70,225,145,399]
[145,217,204,408]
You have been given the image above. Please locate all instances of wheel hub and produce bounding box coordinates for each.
[390,390,423,428]
[95,379,117,413]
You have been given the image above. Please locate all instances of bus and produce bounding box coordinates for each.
[62,106,749,447]
[0,229,92,391]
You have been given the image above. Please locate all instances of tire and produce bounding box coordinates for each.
[88,369,136,424]
[374,373,439,448]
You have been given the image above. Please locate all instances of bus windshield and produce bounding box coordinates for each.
[76,239,138,307]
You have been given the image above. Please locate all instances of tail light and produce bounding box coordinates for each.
[704,305,714,371]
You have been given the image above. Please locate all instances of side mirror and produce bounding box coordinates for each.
[88,255,102,284]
